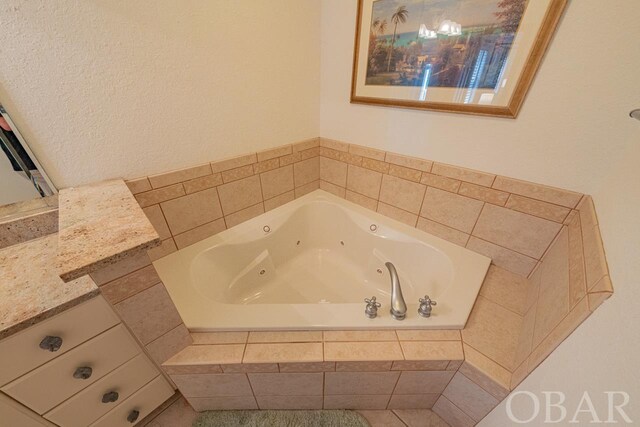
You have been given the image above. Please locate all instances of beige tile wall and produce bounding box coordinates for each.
[118,137,612,426]
[164,330,465,412]
[505,196,613,390]
[89,248,193,387]
[126,139,320,257]
[317,138,582,278]
[432,196,612,426]
[126,136,587,278]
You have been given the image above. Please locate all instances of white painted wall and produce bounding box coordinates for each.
[320,0,640,424]
[0,0,321,188]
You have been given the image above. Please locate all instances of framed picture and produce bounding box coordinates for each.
[351,0,567,118]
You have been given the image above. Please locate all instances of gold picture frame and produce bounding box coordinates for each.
[351,0,568,118]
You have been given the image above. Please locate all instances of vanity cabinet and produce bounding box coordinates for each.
[0,392,57,427]
[0,296,173,426]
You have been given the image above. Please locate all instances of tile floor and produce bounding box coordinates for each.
[143,395,450,427]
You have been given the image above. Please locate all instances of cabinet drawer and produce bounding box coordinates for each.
[2,324,139,414]
[45,354,159,427]
[0,392,57,427]
[90,376,174,427]
[0,296,119,386]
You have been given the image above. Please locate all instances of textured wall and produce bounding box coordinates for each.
[0,0,321,188]
[320,1,640,425]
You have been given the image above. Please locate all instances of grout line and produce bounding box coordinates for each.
[527,261,542,280]
[457,370,501,408]
[478,288,528,319]
[538,224,566,263]
[506,194,574,224]
[214,189,228,231]
[439,394,478,424]
[390,410,410,427]
[416,186,428,224]
[574,214,590,298]
[397,339,406,361]
[138,392,181,425]
[528,295,591,373]
[244,372,259,408]
[387,372,403,409]
[172,216,226,245]
[463,342,516,374]
[468,236,539,263]
[438,370,459,408]
[107,278,163,305]
[136,183,187,208]
[505,192,514,210]
[469,202,486,237]
[516,191,578,212]
[98,261,156,287]
[460,341,467,368]
[520,301,538,366]
[416,209,471,236]
[146,322,186,348]
[531,273,568,351]
[240,337,249,365]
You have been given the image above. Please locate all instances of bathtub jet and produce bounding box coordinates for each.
[154,190,491,330]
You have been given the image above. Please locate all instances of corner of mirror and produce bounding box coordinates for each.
[0,102,58,222]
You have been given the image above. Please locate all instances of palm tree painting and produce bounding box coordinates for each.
[386,6,409,72]
[365,0,528,89]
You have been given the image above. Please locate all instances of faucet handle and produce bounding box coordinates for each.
[418,295,437,318]
[419,295,436,305]
[364,296,381,319]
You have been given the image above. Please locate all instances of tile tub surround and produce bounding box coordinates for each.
[163,331,465,412]
[152,191,608,426]
[88,249,193,369]
[0,233,99,339]
[125,139,321,256]
[57,179,161,281]
[502,196,614,391]
[114,138,611,424]
[316,138,583,277]
[125,137,591,279]
[162,239,611,424]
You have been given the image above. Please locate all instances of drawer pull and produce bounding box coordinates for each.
[101,391,119,403]
[73,366,93,380]
[39,336,63,352]
[127,410,140,423]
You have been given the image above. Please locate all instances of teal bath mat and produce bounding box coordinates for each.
[193,410,369,427]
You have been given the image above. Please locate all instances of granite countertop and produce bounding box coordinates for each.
[57,179,160,282]
[0,234,100,340]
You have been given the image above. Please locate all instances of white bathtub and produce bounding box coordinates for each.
[154,190,490,330]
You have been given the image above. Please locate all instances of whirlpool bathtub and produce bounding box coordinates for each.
[154,190,491,330]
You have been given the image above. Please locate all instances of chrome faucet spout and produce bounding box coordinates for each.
[385,262,407,320]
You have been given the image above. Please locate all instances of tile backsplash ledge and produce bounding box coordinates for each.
[125,137,587,278]
[127,139,320,260]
